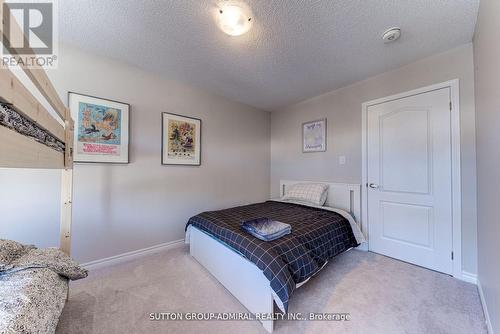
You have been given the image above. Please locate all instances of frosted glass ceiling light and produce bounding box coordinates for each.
[217,4,253,36]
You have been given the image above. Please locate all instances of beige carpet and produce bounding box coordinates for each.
[56,246,486,334]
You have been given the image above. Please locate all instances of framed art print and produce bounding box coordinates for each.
[302,118,327,152]
[162,112,201,166]
[69,92,130,163]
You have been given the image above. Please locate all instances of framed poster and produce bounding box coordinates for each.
[302,118,327,152]
[69,92,130,163]
[162,112,201,166]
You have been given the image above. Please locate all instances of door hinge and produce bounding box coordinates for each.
[451,251,454,260]
[449,101,452,111]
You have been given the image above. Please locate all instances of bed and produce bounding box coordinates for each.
[0,245,87,333]
[0,268,67,333]
[186,180,365,333]
[0,5,78,332]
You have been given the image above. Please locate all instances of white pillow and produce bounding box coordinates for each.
[282,183,329,206]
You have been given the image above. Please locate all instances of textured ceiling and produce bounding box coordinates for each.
[59,0,479,111]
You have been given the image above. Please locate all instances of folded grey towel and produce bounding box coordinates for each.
[241,218,291,241]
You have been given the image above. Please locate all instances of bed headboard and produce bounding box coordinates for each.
[279,180,362,225]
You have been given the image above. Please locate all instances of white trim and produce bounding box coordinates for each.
[82,239,184,271]
[460,271,478,285]
[361,79,462,278]
[449,79,462,279]
[478,278,494,334]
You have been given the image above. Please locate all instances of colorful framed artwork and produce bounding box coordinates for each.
[69,92,130,163]
[302,118,327,153]
[162,112,201,166]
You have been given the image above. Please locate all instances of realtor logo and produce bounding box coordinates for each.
[1,0,58,68]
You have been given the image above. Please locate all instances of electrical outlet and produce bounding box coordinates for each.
[339,156,346,165]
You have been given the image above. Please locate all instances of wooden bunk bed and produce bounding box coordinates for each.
[0,3,87,332]
[0,54,74,256]
[0,0,74,255]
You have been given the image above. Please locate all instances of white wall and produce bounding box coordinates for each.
[0,169,61,248]
[270,44,478,275]
[0,44,270,263]
[473,0,500,332]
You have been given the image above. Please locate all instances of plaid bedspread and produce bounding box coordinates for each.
[186,201,359,312]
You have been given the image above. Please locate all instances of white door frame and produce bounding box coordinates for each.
[361,79,463,280]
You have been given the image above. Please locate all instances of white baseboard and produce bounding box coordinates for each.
[478,278,494,334]
[460,270,478,284]
[82,239,185,271]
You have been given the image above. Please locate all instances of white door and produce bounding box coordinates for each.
[367,88,453,274]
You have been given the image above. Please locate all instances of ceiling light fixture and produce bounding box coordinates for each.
[216,4,253,36]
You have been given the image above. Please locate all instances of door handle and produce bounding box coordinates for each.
[369,183,379,189]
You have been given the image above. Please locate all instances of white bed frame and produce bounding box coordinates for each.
[189,180,362,333]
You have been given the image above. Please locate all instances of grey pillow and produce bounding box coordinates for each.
[0,239,34,271]
[282,183,329,206]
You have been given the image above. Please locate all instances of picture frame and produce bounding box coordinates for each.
[302,118,327,153]
[69,92,130,164]
[162,112,201,166]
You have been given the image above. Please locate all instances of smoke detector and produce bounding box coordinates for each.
[382,27,401,43]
